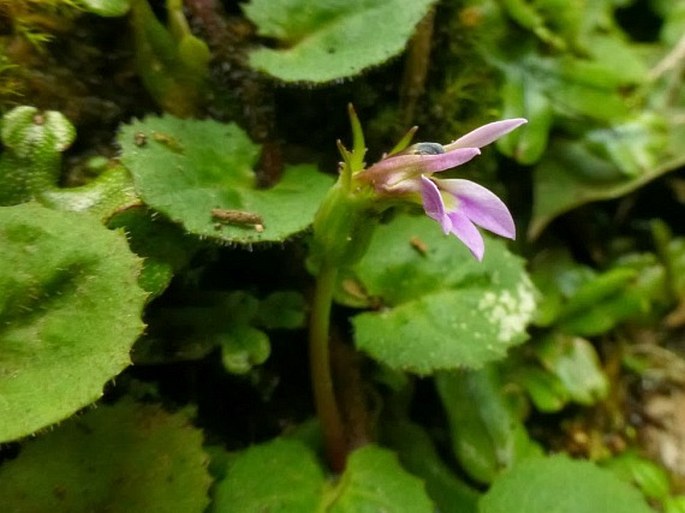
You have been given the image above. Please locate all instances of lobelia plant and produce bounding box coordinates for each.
[307,107,527,470]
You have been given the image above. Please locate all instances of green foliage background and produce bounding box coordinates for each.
[1,0,685,511]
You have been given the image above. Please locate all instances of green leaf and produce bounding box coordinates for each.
[665,496,685,513]
[1,106,75,157]
[256,291,307,329]
[327,445,434,513]
[518,366,569,412]
[497,70,554,165]
[349,214,537,374]
[119,115,333,243]
[243,0,438,82]
[436,367,540,484]
[384,421,480,513]
[603,451,671,500]
[213,439,434,512]
[108,207,199,298]
[0,106,76,204]
[78,0,131,16]
[132,290,300,366]
[529,119,685,239]
[479,455,654,513]
[213,438,326,512]
[219,326,271,375]
[0,400,211,512]
[39,164,141,222]
[130,0,209,116]
[0,203,146,442]
[535,334,609,406]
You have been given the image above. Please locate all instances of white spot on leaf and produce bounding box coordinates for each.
[478,277,537,342]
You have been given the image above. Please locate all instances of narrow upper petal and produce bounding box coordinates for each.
[420,176,451,233]
[444,118,528,151]
[360,147,480,187]
[437,179,516,239]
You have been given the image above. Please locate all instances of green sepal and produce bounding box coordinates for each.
[308,182,377,273]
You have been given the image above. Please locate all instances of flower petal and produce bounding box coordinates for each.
[437,179,515,239]
[444,118,528,150]
[446,211,486,261]
[420,176,451,233]
[361,147,480,187]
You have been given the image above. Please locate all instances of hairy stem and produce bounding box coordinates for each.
[309,263,347,472]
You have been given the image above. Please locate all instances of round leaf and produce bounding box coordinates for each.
[213,438,326,512]
[78,0,131,17]
[118,115,333,243]
[0,400,211,512]
[243,0,438,82]
[479,456,653,513]
[328,445,434,513]
[213,439,434,513]
[350,215,537,374]
[0,203,146,442]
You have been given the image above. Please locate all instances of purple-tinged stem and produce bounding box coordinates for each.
[309,263,347,472]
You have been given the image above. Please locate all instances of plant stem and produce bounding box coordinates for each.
[309,263,347,472]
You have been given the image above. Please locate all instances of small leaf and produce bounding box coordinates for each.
[349,214,537,374]
[327,445,434,513]
[535,334,609,406]
[384,421,480,513]
[0,400,211,512]
[497,68,554,165]
[119,115,333,243]
[603,451,671,500]
[518,366,569,412]
[256,291,307,329]
[479,455,654,513]
[0,203,146,442]
[78,0,131,16]
[436,367,540,484]
[243,0,438,82]
[213,438,326,512]
[213,439,434,512]
[1,106,76,156]
[219,326,271,375]
[130,0,209,116]
[39,164,141,222]
[0,106,76,204]
[529,120,685,239]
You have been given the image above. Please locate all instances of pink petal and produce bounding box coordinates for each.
[418,147,481,174]
[362,148,480,187]
[444,118,528,150]
[421,177,486,260]
[446,212,486,261]
[420,176,451,233]
[438,179,516,239]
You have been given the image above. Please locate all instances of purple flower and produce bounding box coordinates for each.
[357,118,527,260]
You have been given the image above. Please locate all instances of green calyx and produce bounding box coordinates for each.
[309,106,379,272]
[308,181,376,273]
